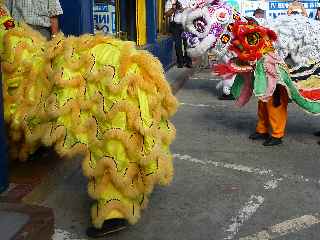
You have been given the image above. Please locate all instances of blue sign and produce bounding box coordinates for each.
[241,0,320,19]
[95,4,109,12]
[93,3,116,34]
[268,1,320,18]
[269,1,319,10]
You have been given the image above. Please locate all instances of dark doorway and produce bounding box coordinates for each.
[119,0,136,41]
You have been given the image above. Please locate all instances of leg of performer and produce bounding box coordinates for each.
[263,85,289,146]
[250,100,270,140]
[172,23,184,68]
[314,131,320,137]
[182,36,192,68]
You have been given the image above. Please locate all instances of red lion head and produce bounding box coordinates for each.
[229,20,277,62]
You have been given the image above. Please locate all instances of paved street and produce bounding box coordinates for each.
[48,68,320,240]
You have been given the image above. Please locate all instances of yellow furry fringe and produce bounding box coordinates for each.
[1,24,178,228]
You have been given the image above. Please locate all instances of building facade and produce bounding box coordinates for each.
[92,0,174,69]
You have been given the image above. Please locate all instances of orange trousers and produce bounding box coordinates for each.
[256,86,289,138]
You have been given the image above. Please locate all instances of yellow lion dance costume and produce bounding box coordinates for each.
[0,4,178,233]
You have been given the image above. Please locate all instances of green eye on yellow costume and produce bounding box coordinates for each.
[0,6,178,228]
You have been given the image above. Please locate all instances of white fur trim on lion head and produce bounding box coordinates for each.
[185,7,213,39]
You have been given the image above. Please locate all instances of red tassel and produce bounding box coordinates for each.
[3,19,15,30]
[212,64,237,76]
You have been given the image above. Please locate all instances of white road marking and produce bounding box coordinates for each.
[270,215,320,236]
[174,154,272,239]
[263,179,283,190]
[224,195,265,240]
[239,214,320,240]
[173,153,273,176]
[189,77,220,81]
[180,102,218,109]
[174,153,320,238]
[173,153,320,185]
[52,229,87,240]
[180,102,234,108]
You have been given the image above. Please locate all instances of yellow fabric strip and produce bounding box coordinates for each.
[136,0,147,46]
[157,0,164,34]
[115,0,120,33]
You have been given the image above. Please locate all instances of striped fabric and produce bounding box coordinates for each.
[5,0,63,28]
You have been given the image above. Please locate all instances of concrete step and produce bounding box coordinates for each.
[0,202,54,240]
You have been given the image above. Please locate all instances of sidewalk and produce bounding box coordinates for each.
[0,148,60,240]
[166,65,195,94]
[0,64,194,240]
[0,202,54,240]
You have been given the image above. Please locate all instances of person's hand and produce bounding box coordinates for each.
[50,16,59,37]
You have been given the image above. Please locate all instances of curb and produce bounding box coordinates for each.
[0,148,63,240]
[0,202,54,240]
[166,65,195,94]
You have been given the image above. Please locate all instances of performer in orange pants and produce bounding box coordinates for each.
[249,85,289,146]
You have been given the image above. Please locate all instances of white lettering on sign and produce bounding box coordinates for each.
[93,3,116,34]
[241,0,319,19]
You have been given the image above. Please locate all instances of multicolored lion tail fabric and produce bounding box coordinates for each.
[0,5,178,228]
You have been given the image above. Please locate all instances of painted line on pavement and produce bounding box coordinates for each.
[189,77,220,81]
[174,154,272,239]
[173,153,320,185]
[224,195,265,240]
[239,214,320,240]
[175,153,320,238]
[180,102,235,110]
[174,153,273,176]
[263,179,283,190]
[180,102,219,109]
[53,229,87,240]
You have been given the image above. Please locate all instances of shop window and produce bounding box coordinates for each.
[93,0,116,35]
[117,0,137,42]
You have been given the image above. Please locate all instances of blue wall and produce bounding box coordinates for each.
[59,0,94,36]
[146,0,157,44]
[145,37,174,71]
